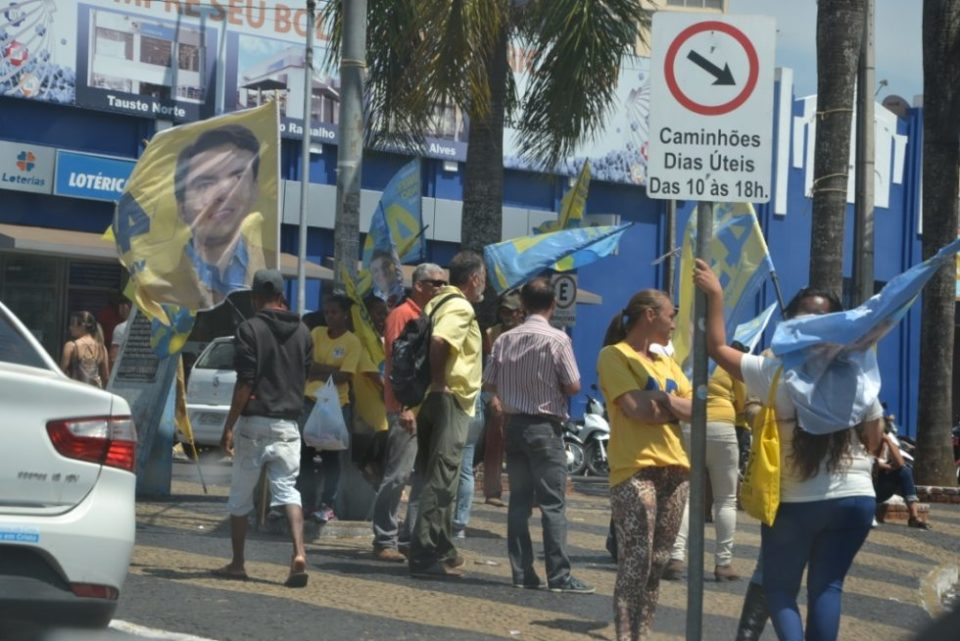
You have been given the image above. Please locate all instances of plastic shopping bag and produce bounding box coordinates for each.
[739,367,782,527]
[303,379,349,451]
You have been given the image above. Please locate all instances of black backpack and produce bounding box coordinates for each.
[390,294,462,408]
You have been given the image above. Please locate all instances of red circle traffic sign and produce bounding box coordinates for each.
[664,21,759,116]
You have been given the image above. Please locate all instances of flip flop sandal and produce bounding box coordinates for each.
[211,566,249,581]
[284,571,309,588]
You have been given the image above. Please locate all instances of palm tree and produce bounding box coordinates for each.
[322,0,651,256]
[916,0,960,486]
[809,0,865,295]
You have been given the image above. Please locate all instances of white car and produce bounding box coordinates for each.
[0,301,136,628]
[184,337,236,448]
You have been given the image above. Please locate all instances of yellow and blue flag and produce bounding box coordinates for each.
[361,160,424,303]
[772,237,960,435]
[112,101,280,314]
[534,161,591,234]
[674,202,774,376]
[340,266,385,371]
[484,224,632,294]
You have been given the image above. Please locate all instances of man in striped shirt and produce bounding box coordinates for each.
[483,277,594,594]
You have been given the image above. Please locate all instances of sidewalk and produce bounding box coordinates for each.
[121,462,960,641]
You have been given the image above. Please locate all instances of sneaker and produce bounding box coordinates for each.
[662,559,685,581]
[374,547,407,563]
[513,572,542,590]
[444,554,466,570]
[714,564,740,582]
[313,507,336,524]
[453,528,466,540]
[548,576,595,594]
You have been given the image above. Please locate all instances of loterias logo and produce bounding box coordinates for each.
[16,151,36,172]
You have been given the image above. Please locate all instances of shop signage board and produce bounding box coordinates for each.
[646,13,775,202]
[550,273,577,328]
[54,150,135,202]
[0,140,55,194]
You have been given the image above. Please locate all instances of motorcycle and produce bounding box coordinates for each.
[562,422,587,476]
[579,386,611,477]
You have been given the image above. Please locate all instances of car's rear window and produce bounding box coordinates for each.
[0,313,48,369]
[195,341,235,370]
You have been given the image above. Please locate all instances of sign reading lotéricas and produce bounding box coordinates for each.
[0,141,55,194]
[54,150,135,202]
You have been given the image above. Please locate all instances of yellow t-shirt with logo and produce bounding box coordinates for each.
[425,286,481,416]
[597,342,693,487]
[306,327,362,406]
[353,348,388,432]
[706,366,747,425]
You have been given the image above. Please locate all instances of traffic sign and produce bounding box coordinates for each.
[646,13,775,203]
[550,273,577,328]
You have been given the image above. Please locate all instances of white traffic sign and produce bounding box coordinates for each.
[550,273,577,328]
[646,13,775,203]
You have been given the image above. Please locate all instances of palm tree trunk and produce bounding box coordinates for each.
[461,25,508,324]
[809,0,865,295]
[916,0,960,486]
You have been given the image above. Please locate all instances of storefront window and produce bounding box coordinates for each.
[1,255,62,358]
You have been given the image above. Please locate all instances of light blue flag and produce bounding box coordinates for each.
[732,302,778,354]
[485,224,632,294]
[772,237,960,435]
[362,160,424,303]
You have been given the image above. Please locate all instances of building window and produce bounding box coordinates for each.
[140,35,173,67]
[95,27,132,60]
[178,43,200,72]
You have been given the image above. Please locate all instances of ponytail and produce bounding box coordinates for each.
[603,289,668,346]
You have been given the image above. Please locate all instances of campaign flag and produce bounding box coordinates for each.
[112,101,280,314]
[674,202,774,376]
[534,161,591,234]
[732,302,778,354]
[340,266,386,371]
[485,224,632,294]
[361,160,424,303]
[772,237,960,435]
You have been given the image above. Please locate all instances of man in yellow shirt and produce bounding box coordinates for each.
[299,294,362,523]
[408,251,485,579]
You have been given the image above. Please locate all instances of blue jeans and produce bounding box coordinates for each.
[453,396,485,532]
[875,466,919,503]
[762,497,874,641]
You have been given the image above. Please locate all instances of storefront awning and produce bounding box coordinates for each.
[0,223,332,280]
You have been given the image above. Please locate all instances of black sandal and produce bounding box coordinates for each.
[908,517,931,530]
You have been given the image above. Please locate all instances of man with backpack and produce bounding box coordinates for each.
[371,262,448,562]
[406,251,486,579]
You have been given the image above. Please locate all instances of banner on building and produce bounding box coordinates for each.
[112,101,280,314]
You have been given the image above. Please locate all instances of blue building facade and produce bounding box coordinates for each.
[0,71,935,436]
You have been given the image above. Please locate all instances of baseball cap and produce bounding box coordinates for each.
[500,292,522,311]
[252,269,284,296]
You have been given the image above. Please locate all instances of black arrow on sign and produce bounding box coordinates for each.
[686,50,736,85]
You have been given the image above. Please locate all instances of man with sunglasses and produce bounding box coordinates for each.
[371,262,448,562]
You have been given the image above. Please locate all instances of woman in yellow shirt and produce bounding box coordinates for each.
[597,289,692,641]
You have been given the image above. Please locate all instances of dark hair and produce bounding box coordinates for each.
[603,289,668,346]
[448,250,485,287]
[69,311,105,345]
[783,287,843,320]
[363,293,387,310]
[323,294,353,314]
[790,425,854,481]
[520,277,553,313]
[174,124,261,204]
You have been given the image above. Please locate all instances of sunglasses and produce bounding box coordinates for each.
[421,279,447,288]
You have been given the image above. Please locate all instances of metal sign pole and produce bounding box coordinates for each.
[686,200,713,641]
[297,0,316,315]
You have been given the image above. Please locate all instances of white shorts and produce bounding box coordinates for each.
[226,416,302,516]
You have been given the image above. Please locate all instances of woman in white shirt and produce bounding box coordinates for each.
[694,260,883,641]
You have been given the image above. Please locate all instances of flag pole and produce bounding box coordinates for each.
[770,269,787,315]
[297,0,316,315]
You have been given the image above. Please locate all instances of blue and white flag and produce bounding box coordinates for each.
[484,224,632,294]
[732,302,778,354]
[772,237,960,434]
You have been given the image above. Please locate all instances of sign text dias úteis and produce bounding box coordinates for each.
[646,14,775,203]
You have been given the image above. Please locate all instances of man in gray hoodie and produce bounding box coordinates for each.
[216,269,313,588]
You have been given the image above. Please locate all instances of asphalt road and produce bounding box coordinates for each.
[6,455,958,641]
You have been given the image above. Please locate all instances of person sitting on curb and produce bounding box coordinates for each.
[873,422,930,529]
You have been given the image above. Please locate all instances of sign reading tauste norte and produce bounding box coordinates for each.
[646,13,775,203]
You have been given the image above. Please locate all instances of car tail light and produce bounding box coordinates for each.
[70,583,119,600]
[46,416,137,472]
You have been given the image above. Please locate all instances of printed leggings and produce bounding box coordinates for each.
[610,466,689,641]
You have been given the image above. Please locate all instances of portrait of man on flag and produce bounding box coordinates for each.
[113,102,280,313]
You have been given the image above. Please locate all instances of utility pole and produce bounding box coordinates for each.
[296,0,316,315]
[333,0,367,287]
[853,0,875,305]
